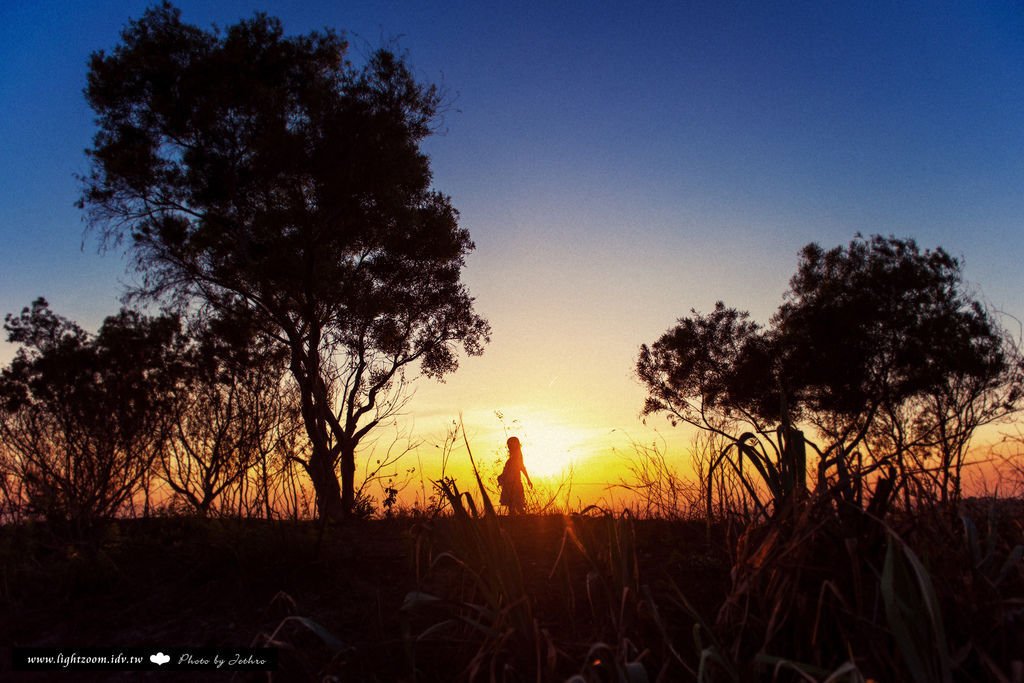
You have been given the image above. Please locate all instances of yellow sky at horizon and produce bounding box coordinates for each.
[381,371,1024,511]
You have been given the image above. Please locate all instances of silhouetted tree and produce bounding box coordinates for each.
[79,4,490,519]
[159,310,294,515]
[0,299,187,531]
[0,441,25,523]
[638,235,1023,506]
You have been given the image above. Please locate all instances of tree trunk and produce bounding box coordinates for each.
[290,344,347,521]
[308,446,345,521]
[340,444,356,517]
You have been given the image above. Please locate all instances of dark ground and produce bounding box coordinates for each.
[0,515,729,681]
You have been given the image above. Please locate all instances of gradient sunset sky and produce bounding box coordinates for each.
[2,2,1022,493]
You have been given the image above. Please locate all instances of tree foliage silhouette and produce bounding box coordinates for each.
[638,234,1023,504]
[79,4,490,518]
[0,299,186,530]
[161,310,295,516]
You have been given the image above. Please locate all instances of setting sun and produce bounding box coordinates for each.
[506,417,597,479]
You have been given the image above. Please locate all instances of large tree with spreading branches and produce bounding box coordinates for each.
[638,235,1023,508]
[80,3,490,519]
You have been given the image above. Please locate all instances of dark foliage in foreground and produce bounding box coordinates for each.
[2,501,1020,682]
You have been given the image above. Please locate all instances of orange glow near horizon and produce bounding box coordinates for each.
[394,403,701,511]
[505,419,598,479]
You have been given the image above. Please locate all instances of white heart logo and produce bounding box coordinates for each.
[150,652,170,666]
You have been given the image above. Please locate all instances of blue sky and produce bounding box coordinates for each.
[2,1,1022,477]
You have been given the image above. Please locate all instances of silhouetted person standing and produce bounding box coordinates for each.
[498,436,533,515]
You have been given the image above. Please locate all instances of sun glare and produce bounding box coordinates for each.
[514,420,595,479]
